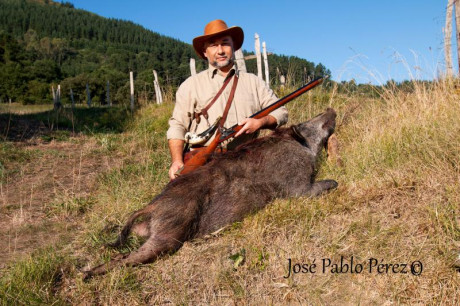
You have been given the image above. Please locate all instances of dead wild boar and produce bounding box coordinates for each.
[83,108,338,278]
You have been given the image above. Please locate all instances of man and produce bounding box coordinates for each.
[167,19,288,180]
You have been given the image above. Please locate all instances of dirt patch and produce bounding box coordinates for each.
[0,136,117,265]
[1,116,53,141]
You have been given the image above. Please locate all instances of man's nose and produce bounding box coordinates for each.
[216,44,224,53]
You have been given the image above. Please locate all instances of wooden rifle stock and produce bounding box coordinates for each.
[177,76,325,176]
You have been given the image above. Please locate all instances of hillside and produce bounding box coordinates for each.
[0,78,458,304]
[0,0,330,105]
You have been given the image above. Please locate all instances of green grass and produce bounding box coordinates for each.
[45,196,96,218]
[0,247,66,305]
[0,142,42,182]
[0,142,39,163]
[0,103,53,115]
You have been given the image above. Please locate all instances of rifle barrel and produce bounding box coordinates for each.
[223,76,325,140]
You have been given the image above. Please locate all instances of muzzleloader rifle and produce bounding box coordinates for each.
[175,76,326,177]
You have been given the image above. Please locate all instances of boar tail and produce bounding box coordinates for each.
[108,205,155,248]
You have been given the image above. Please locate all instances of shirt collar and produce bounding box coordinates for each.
[207,64,238,80]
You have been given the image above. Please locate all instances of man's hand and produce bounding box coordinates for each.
[168,139,185,180]
[169,160,184,180]
[235,115,277,137]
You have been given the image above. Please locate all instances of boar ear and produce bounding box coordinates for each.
[291,125,309,148]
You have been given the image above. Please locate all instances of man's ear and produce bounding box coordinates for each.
[202,48,208,59]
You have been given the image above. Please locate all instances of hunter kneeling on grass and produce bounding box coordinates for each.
[167,19,288,180]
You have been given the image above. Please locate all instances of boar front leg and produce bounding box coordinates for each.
[287,179,338,198]
[307,180,338,197]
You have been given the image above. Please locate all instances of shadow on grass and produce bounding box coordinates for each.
[0,106,132,141]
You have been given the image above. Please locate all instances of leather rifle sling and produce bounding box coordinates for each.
[194,69,236,123]
[219,73,238,128]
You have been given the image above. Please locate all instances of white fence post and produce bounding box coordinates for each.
[70,88,75,108]
[130,71,135,112]
[262,41,269,85]
[106,80,111,106]
[86,83,91,107]
[57,84,61,105]
[254,33,262,80]
[445,0,454,77]
[52,84,61,110]
[234,49,247,72]
[52,85,56,103]
[153,70,163,104]
[455,0,460,73]
[280,75,286,90]
[190,58,197,76]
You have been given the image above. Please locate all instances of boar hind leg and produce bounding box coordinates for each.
[83,236,182,280]
[132,220,150,238]
[308,180,338,197]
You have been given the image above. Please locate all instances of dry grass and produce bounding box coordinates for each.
[0,79,459,304]
[0,103,53,115]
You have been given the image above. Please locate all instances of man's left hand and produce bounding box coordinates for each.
[235,116,277,137]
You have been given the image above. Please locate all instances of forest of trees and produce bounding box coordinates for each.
[0,0,330,105]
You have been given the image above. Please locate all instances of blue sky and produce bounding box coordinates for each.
[69,0,449,84]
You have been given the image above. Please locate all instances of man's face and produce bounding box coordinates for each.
[203,35,234,70]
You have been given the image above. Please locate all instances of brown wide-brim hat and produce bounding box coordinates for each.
[193,19,244,59]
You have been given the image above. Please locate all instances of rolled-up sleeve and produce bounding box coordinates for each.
[167,81,191,140]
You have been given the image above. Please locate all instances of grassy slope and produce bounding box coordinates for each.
[0,81,459,304]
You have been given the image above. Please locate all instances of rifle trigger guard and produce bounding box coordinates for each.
[218,126,235,141]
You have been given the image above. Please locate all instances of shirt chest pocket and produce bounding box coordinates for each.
[234,91,259,115]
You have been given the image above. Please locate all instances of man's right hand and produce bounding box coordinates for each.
[169,161,184,180]
[168,139,186,180]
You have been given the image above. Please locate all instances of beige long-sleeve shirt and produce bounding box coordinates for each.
[167,65,288,149]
